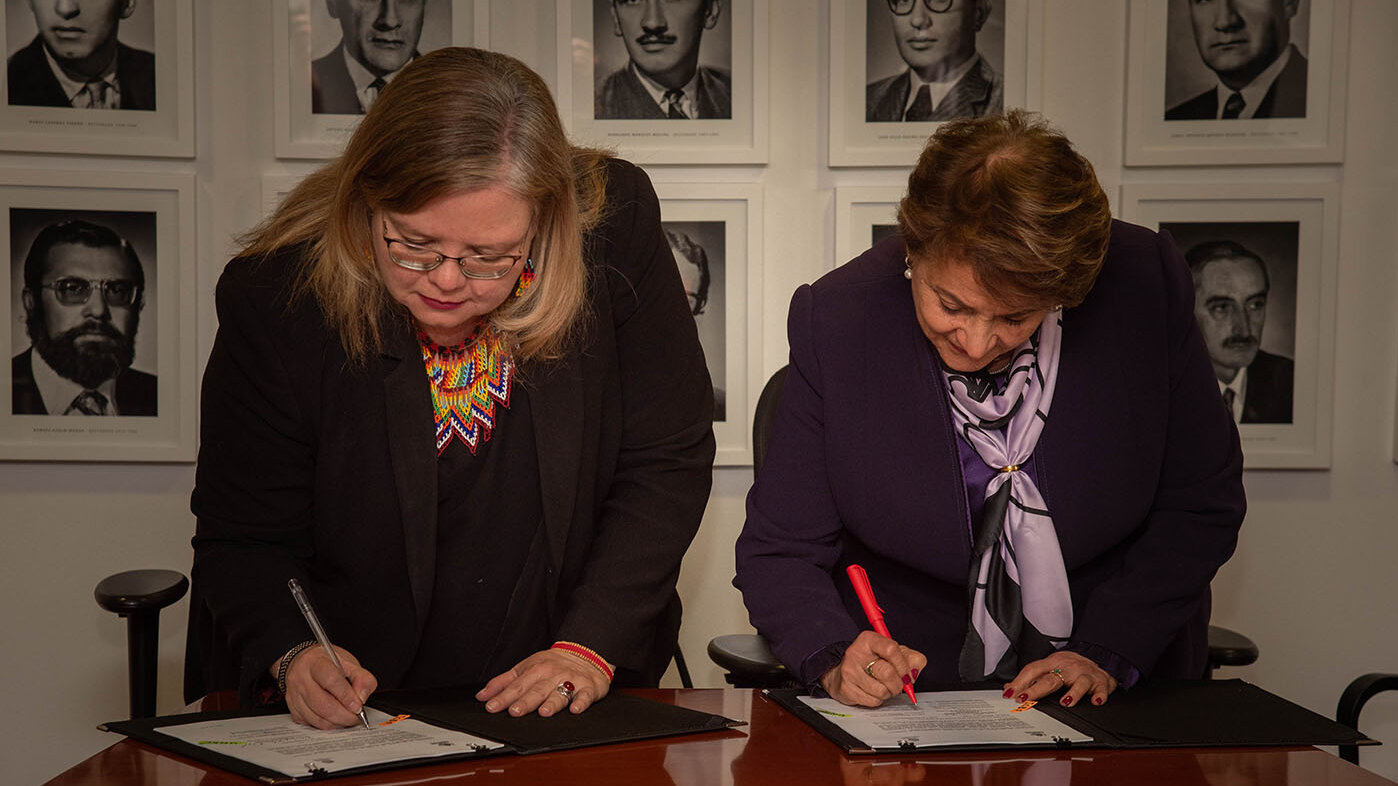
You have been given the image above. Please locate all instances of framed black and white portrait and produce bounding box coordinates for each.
[1125,0,1350,165]
[0,0,193,156]
[274,0,487,159]
[1123,182,1338,468]
[834,186,903,269]
[559,0,768,164]
[1,170,196,461]
[655,182,761,465]
[829,0,1041,167]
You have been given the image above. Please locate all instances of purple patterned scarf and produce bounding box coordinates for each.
[942,312,1072,681]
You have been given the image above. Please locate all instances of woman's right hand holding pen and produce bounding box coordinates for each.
[276,645,379,729]
[820,630,927,708]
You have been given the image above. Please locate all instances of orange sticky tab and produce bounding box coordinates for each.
[378,714,411,726]
[1011,700,1037,713]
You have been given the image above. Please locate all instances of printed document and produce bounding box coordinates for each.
[798,690,1091,749]
[158,707,504,778]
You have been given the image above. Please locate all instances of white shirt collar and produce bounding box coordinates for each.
[41,44,120,107]
[1218,367,1248,423]
[340,47,406,112]
[900,54,982,119]
[628,62,701,118]
[30,348,120,416]
[1212,45,1292,120]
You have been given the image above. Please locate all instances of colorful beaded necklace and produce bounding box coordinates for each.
[419,326,513,455]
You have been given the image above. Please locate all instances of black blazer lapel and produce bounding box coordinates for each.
[520,355,585,605]
[381,326,438,630]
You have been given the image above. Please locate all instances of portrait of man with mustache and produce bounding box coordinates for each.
[1165,0,1308,121]
[311,0,430,115]
[12,217,157,417]
[594,0,732,120]
[1185,238,1294,424]
[5,0,156,110]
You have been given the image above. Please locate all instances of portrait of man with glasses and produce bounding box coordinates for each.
[865,0,1003,122]
[12,216,156,416]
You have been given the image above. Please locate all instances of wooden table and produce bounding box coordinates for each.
[45,689,1397,785]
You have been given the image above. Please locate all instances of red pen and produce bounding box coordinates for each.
[846,564,918,705]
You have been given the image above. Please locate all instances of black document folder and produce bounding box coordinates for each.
[373,685,742,754]
[767,679,1377,755]
[101,689,742,784]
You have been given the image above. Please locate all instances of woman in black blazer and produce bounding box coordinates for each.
[189,48,714,728]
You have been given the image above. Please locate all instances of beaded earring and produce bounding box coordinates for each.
[512,257,536,298]
[903,255,913,280]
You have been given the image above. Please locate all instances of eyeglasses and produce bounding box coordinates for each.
[380,219,528,280]
[888,0,954,15]
[39,277,140,307]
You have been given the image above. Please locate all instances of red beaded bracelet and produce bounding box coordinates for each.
[552,641,614,682]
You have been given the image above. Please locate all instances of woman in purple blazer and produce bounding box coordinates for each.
[735,111,1245,710]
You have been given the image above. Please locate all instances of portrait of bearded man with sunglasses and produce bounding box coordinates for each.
[12,218,156,416]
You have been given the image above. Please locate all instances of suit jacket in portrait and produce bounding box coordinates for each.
[865,57,1003,122]
[6,34,155,110]
[595,64,732,119]
[1165,45,1308,120]
[187,159,715,703]
[1241,349,1294,424]
[11,348,157,415]
[311,42,363,115]
[735,221,1246,688]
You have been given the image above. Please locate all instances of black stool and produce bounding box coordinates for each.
[94,569,189,718]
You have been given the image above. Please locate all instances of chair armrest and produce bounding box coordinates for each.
[1206,624,1259,669]
[1337,673,1398,764]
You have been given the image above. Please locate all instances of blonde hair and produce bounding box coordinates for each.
[898,109,1111,309]
[241,47,610,362]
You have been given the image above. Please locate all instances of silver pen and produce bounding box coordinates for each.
[288,578,372,730]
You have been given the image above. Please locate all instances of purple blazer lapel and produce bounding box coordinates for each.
[850,266,973,569]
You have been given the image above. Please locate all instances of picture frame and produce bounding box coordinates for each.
[273,0,488,159]
[260,171,315,217]
[654,182,762,466]
[1121,181,1339,469]
[558,0,768,165]
[1124,0,1350,166]
[834,185,902,269]
[0,0,194,157]
[829,0,1042,167]
[2,170,197,462]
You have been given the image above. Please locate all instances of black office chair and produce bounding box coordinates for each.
[1336,673,1398,764]
[708,365,1259,688]
[94,569,189,718]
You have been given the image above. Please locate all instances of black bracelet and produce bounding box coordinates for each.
[277,641,318,697]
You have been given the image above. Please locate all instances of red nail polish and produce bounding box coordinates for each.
[1061,697,1072,706]
[1003,689,1015,699]
[1093,696,1103,705]
[901,674,912,686]
[1018,693,1029,702]
[911,668,919,680]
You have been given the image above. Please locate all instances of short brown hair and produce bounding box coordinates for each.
[897,109,1111,309]
[242,47,610,362]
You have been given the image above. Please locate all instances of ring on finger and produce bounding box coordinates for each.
[1049,668,1067,687]
[863,659,878,678]
[555,680,576,702]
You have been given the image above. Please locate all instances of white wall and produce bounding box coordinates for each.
[3,2,1396,783]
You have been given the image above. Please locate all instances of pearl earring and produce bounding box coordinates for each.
[904,267,913,280]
